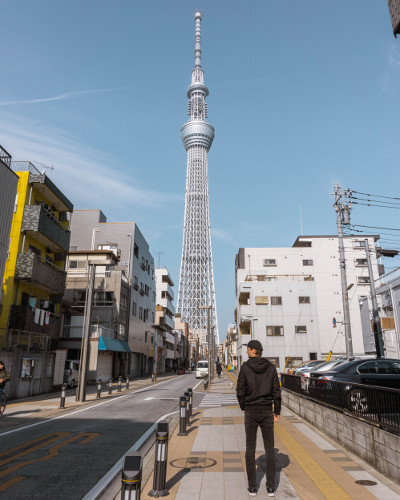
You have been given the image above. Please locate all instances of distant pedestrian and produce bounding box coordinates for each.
[216,363,222,377]
[0,361,11,398]
[236,340,281,497]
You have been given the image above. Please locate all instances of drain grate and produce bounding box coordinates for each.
[355,480,377,486]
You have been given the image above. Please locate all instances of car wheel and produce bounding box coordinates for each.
[347,388,369,413]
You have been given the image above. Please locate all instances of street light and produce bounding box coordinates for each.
[198,305,212,385]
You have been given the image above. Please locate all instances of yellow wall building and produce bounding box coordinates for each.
[0,162,74,349]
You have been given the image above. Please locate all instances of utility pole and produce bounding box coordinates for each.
[198,305,212,385]
[364,239,385,358]
[334,184,353,359]
[77,263,95,402]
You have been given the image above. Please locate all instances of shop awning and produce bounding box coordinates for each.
[98,336,131,353]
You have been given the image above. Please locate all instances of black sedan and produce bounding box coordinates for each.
[308,358,400,413]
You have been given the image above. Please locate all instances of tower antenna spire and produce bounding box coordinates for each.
[194,11,202,68]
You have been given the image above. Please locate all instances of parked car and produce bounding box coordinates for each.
[196,360,208,379]
[309,358,400,413]
[64,360,80,388]
[292,360,325,375]
[300,359,347,391]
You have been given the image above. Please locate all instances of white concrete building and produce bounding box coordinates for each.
[235,235,383,371]
[155,268,176,372]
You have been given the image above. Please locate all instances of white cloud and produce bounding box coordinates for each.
[0,111,181,212]
[0,87,132,107]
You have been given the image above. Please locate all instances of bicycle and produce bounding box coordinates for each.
[0,392,7,416]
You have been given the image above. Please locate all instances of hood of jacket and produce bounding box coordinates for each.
[245,357,271,374]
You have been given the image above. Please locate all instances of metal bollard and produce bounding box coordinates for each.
[178,396,188,436]
[126,375,130,390]
[108,377,113,395]
[184,391,190,426]
[121,451,142,500]
[188,388,193,417]
[149,421,169,497]
[59,383,67,408]
[203,377,208,390]
[118,376,122,392]
[96,379,102,399]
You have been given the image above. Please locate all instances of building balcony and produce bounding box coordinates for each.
[8,305,62,339]
[21,205,71,253]
[15,252,66,295]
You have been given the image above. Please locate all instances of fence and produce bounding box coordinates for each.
[281,373,400,435]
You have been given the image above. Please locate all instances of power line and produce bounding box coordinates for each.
[351,201,400,210]
[350,223,400,232]
[351,190,400,202]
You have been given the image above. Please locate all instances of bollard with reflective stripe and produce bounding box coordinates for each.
[108,377,113,395]
[188,388,193,417]
[126,375,130,390]
[203,377,208,390]
[118,376,122,392]
[59,383,67,408]
[121,452,142,500]
[178,396,188,436]
[149,421,169,497]
[96,379,102,399]
[184,391,190,426]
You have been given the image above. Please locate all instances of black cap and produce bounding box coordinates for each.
[245,340,263,351]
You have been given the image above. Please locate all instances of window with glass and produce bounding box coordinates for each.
[295,325,307,334]
[263,259,276,266]
[299,296,310,304]
[303,259,313,266]
[266,326,284,336]
[271,296,282,305]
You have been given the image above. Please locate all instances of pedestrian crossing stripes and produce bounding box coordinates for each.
[199,392,239,408]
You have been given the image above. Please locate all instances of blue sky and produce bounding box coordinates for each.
[1,1,400,340]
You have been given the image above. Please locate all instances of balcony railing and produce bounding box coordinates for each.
[8,306,61,339]
[15,252,66,294]
[0,145,12,168]
[5,329,49,351]
[21,205,70,252]
[244,274,314,282]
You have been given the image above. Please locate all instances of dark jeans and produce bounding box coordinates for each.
[245,409,275,489]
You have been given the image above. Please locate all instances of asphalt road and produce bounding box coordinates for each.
[0,373,203,499]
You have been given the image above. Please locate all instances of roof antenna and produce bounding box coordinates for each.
[34,160,54,175]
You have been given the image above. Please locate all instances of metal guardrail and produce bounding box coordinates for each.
[281,373,400,435]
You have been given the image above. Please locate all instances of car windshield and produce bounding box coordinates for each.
[314,360,345,372]
[198,362,208,369]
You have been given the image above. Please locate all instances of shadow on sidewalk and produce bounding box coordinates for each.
[255,448,290,490]
[165,467,191,490]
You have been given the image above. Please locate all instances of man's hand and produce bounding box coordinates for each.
[273,414,280,424]
[0,379,3,383]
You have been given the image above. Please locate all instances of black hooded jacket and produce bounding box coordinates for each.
[236,357,281,414]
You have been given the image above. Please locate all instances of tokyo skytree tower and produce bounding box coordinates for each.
[177,11,219,345]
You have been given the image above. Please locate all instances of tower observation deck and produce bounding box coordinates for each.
[177,11,219,347]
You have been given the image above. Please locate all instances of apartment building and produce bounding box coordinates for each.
[0,146,18,305]
[0,162,73,349]
[155,268,176,372]
[63,210,155,378]
[224,326,238,369]
[235,235,383,371]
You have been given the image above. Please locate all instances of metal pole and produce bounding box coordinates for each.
[121,452,142,500]
[126,375,130,390]
[188,387,193,417]
[365,239,385,358]
[59,383,67,408]
[77,263,96,402]
[96,379,102,399]
[178,396,188,436]
[207,307,212,385]
[184,391,190,426]
[149,421,169,497]
[153,328,158,382]
[118,376,122,392]
[108,377,113,395]
[334,184,353,359]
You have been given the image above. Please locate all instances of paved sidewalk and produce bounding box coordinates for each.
[139,371,400,500]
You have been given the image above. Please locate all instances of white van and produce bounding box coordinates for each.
[196,360,209,379]
[64,360,80,388]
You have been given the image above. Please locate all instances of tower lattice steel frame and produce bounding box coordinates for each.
[177,11,219,346]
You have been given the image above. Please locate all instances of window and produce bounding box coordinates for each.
[255,296,269,305]
[353,240,366,248]
[357,276,370,285]
[134,244,139,258]
[270,296,282,305]
[266,326,284,336]
[355,259,367,267]
[28,245,41,256]
[139,307,143,320]
[132,301,137,316]
[358,361,390,374]
[145,332,148,343]
[263,259,276,266]
[266,357,280,368]
[303,259,313,266]
[299,296,310,304]
[93,291,113,306]
[295,325,307,334]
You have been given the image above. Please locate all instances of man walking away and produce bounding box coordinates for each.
[236,340,281,497]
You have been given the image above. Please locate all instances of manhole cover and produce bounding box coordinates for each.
[355,480,377,486]
[170,457,216,469]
